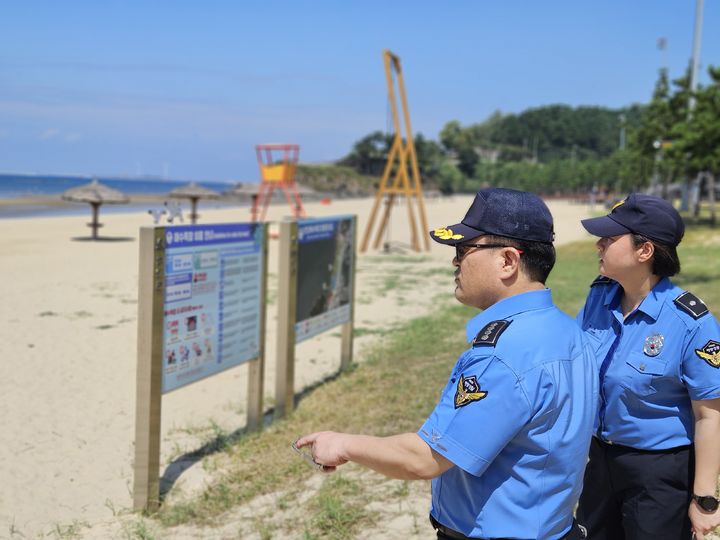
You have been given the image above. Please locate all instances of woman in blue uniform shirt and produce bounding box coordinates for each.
[576,193,720,540]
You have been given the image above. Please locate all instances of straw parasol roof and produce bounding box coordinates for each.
[224,182,259,197]
[62,178,129,239]
[169,182,221,224]
[62,178,129,205]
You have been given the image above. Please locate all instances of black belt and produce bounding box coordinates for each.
[430,515,480,540]
[429,514,586,540]
[595,437,692,454]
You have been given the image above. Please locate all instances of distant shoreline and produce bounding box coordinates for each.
[0,193,252,220]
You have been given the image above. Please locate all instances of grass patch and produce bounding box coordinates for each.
[48,520,90,539]
[352,326,388,338]
[305,475,375,539]
[364,255,429,265]
[122,518,158,540]
[674,225,720,309]
[546,239,599,315]
[149,224,720,535]
[415,266,454,278]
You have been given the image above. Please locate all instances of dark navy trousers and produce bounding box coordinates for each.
[577,437,693,540]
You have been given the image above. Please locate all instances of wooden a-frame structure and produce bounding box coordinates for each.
[360,50,429,252]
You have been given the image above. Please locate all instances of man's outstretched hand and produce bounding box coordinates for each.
[295,431,352,471]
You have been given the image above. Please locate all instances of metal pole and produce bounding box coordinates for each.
[681,0,705,211]
[689,0,704,112]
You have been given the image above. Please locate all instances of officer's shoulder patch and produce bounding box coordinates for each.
[674,291,709,319]
[472,320,511,347]
[695,340,720,368]
[454,374,488,408]
[591,275,614,287]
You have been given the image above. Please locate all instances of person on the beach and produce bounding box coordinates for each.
[575,193,720,540]
[297,188,598,540]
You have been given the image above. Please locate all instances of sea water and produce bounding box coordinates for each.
[0,173,250,219]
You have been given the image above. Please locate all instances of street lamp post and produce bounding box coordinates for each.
[682,0,705,211]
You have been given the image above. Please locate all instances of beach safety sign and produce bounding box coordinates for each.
[160,223,264,392]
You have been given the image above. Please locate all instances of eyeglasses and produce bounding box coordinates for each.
[291,438,324,470]
[455,243,524,261]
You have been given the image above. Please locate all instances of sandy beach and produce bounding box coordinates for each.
[0,194,593,538]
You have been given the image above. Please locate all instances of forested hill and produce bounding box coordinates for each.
[303,66,719,199]
[440,104,643,167]
[312,103,642,195]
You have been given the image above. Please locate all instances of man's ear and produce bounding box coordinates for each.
[499,248,522,278]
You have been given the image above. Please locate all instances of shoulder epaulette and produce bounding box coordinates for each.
[591,275,614,287]
[472,320,511,347]
[674,291,709,319]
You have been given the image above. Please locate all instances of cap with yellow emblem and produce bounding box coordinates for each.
[581,193,685,247]
[429,188,555,245]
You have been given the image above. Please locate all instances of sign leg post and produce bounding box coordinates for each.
[133,228,165,512]
[275,221,298,419]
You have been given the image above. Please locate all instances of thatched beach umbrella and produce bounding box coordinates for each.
[224,182,267,201]
[224,182,258,198]
[62,178,129,239]
[169,182,220,224]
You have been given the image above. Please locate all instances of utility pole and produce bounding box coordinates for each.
[680,0,704,211]
[657,37,668,73]
[689,0,704,112]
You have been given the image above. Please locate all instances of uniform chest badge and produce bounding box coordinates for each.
[454,374,488,409]
[643,333,664,357]
[696,340,720,368]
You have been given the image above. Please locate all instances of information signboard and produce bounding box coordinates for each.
[134,222,268,512]
[294,216,354,343]
[274,215,356,419]
[161,223,264,392]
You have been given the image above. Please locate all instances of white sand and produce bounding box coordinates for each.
[0,195,593,537]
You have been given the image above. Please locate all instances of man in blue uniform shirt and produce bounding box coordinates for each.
[297,188,598,539]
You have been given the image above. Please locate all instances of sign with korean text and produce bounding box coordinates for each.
[161,223,265,392]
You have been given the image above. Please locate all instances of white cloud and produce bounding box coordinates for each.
[37,128,82,143]
[40,128,60,140]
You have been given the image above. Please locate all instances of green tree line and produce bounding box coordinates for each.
[333,64,720,203]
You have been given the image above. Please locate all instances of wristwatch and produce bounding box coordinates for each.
[692,494,720,512]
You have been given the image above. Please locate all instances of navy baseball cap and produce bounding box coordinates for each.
[429,188,555,245]
[581,193,684,246]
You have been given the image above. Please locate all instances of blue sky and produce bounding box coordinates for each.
[1,1,718,182]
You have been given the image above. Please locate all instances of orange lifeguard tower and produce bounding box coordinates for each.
[251,144,307,222]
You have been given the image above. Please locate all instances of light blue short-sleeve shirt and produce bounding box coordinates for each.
[577,276,720,449]
[418,289,598,540]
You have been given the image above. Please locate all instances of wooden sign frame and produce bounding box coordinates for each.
[275,216,357,418]
[133,223,268,511]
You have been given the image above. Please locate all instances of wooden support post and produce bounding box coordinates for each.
[274,221,298,419]
[361,143,397,252]
[340,216,357,370]
[373,194,396,250]
[133,227,166,512]
[246,224,269,431]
